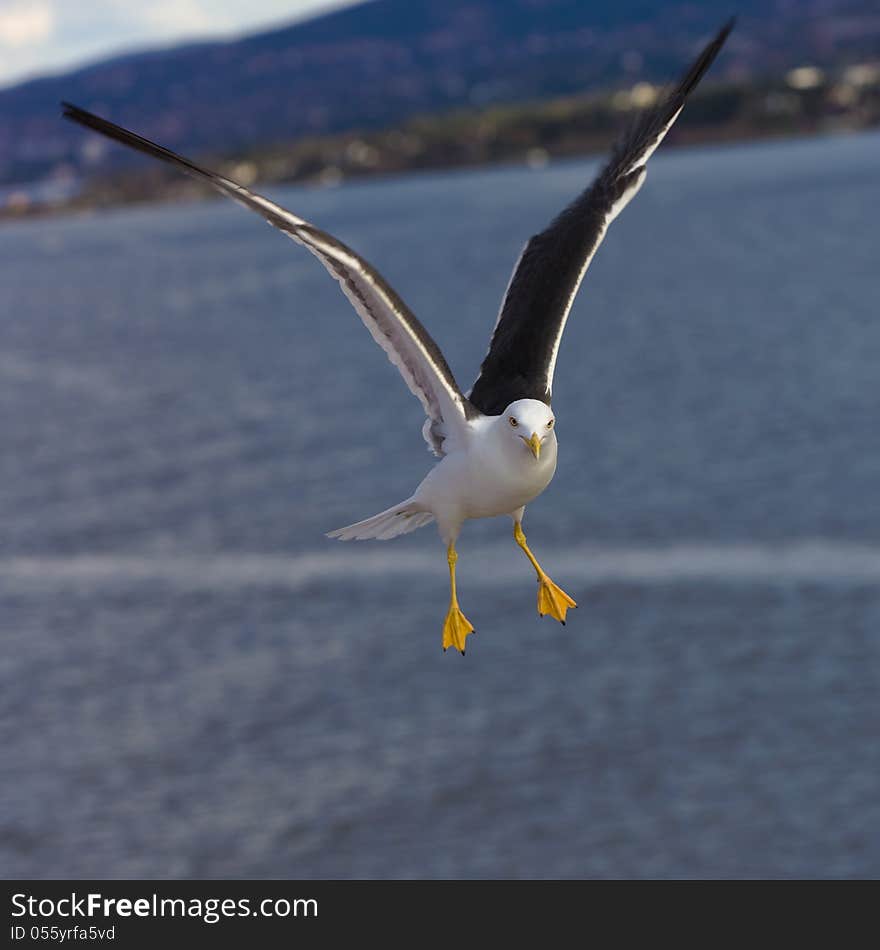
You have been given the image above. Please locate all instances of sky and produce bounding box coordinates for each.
[0,0,361,88]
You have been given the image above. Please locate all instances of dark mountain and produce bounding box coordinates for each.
[0,0,876,184]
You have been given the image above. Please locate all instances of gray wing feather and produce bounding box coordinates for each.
[61,103,476,455]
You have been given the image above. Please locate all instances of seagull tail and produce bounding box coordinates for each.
[326,499,434,542]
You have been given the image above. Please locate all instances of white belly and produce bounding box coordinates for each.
[414,437,558,525]
[462,450,556,518]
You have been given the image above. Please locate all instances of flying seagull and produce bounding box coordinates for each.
[62,21,732,654]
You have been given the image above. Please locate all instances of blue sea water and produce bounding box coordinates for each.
[1,131,879,878]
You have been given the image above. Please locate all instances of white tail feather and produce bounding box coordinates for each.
[327,499,434,541]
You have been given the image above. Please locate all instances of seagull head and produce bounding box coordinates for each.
[501,399,556,461]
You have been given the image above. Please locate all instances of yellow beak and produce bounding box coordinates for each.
[525,432,542,460]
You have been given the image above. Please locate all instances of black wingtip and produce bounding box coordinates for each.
[61,101,125,139]
[59,100,221,184]
[714,18,736,53]
[711,17,736,58]
[677,18,735,99]
[61,101,83,126]
[61,101,92,125]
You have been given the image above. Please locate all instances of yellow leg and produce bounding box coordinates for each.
[514,523,577,624]
[442,542,474,654]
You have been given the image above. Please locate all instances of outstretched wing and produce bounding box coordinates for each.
[62,103,477,456]
[468,20,733,416]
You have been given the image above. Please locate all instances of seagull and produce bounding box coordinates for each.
[62,21,732,654]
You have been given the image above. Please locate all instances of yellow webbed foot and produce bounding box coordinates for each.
[442,604,475,655]
[537,575,577,624]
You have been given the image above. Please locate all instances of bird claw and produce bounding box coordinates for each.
[442,603,474,654]
[537,575,576,624]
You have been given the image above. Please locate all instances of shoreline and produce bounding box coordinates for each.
[3,70,878,223]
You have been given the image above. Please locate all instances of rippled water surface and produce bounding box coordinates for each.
[2,131,879,878]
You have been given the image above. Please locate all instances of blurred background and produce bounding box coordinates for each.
[1,1,879,879]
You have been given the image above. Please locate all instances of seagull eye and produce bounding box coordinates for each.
[547,419,554,428]
[509,417,518,428]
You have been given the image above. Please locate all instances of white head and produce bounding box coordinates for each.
[499,398,556,461]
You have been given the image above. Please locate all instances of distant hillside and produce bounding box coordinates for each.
[0,0,877,185]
